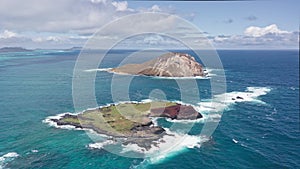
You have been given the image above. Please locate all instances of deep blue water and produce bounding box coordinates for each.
[0,50,299,168]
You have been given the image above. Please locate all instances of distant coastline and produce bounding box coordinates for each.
[0,47,33,53]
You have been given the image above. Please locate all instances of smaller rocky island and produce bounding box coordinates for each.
[110,52,206,77]
[49,101,202,149]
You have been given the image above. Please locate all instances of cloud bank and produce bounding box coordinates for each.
[244,24,289,37]
[0,0,298,49]
[212,24,298,49]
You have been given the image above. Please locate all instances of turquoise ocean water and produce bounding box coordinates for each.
[0,50,299,168]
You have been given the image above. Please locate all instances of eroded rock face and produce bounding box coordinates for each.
[150,104,202,120]
[52,114,83,129]
[111,52,205,77]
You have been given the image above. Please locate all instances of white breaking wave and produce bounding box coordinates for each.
[203,68,222,77]
[83,67,216,79]
[165,87,271,124]
[42,113,79,130]
[121,128,210,164]
[0,152,19,169]
[198,87,271,111]
[84,68,112,72]
[131,87,271,164]
[140,99,152,103]
[43,86,271,165]
[151,76,210,80]
[88,140,116,149]
[232,139,239,144]
[149,68,222,79]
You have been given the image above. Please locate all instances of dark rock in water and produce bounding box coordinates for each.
[236,96,244,100]
[151,127,165,135]
[123,126,166,150]
[131,125,165,135]
[150,104,202,120]
[135,121,153,127]
[50,114,82,129]
[232,98,236,100]
[63,114,77,118]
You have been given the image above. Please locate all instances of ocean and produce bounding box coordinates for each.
[0,49,299,169]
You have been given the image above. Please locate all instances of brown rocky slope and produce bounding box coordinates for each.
[110,52,206,77]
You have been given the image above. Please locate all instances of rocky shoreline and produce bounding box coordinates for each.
[48,101,202,150]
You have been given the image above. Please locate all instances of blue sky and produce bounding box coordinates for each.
[0,0,299,49]
[130,1,299,35]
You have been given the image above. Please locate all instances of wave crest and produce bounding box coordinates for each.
[42,86,271,165]
[0,152,19,169]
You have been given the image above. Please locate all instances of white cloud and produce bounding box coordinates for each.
[211,32,298,49]
[0,1,298,50]
[0,1,176,37]
[111,1,133,12]
[244,24,289,37]
[45,36,62,42]
[0,30,18,39]
[137,4,175,14]
[90,0,107,4]
[0,0,135,34]
[143,34,164,45]
[207,24,298,49]
[150,5,161,12]
[214,35,229,42]
[95,14,178,36]
[0,2,188,49]
[112,34,186,49]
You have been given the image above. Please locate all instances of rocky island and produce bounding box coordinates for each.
[110,52,206,77]
[49,101,202,149]
[47,52,206,150]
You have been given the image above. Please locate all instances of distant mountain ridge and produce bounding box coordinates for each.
[65,47,82,51]
[0,47,33,53]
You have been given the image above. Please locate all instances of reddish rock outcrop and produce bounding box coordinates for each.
[150,104,202,120]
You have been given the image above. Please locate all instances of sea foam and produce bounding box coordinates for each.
[123,87,271,164]
[88,140,116,149]
[121,127,209,164]
[83,67,219,79]
[165,87,271,124]
[42,113,79,130]
[0,152,19,169]
[43,87,271,164]
[84,68,112,72]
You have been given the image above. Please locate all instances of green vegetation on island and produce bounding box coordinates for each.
[51,101,202,138]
